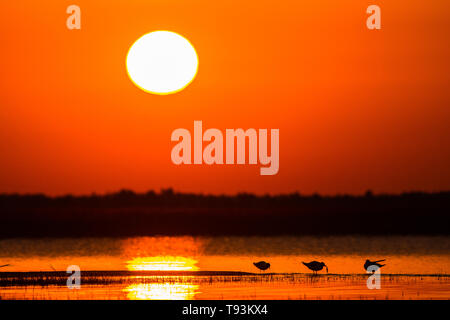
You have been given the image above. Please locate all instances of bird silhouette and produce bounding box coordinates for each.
[253,261,270,272]
[364,259,385,271]
[0,264,10,268]
[302,261,328,274]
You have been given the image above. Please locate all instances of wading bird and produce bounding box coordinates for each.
[253,261,270,272]
[364,259,386,271]
[302,261,328,274]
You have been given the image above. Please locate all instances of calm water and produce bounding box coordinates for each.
[0,236,449,299]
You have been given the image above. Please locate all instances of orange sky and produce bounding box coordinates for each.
[0,0,449,195]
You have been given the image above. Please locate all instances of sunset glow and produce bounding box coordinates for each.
[0,1,449,195]
[0,0,449,306]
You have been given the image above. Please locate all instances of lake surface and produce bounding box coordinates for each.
[0,236,449,299]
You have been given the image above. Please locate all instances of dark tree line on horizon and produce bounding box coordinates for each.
[1,188,449,208]
[0,190,449,238]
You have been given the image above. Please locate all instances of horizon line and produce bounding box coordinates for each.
[1,188,450,199]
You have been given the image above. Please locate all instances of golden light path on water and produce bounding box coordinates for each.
[125,283,199,300]
[126,256,199,271]
[124,256,199,299]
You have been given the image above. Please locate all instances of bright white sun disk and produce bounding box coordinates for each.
[126,31,198,95]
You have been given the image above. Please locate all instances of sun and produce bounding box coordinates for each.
[126,31,198,95]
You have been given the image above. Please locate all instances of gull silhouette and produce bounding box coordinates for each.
[302,261,328,274]
[253,261,270,272]
[364,259,386,271]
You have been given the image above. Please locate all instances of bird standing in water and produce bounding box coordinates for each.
[364,259,386,271]
[302,261,328,274]
[253,261,270,272]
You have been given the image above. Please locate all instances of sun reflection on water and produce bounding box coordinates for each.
[126,256,199,271]
[125,283,199,300]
